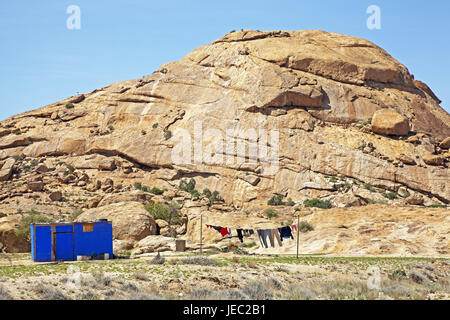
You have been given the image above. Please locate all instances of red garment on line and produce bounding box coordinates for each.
[220,227,230,237]
[291,224,297,232]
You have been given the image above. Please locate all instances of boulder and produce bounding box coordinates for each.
[0,215,30,253]
[397,154,416,166]
[49,191,63,201]
[75,201,157,242]
[329,193,362,207]
[406,194,424,205]
[439,137,450,149]
[97,190,154,207]
[35,164,49,173]
[155,219,169,229]
[0,158,15,181]
[371,109,410,136]
[423,153,448,166]
[99,159,116,171]
[27,180,44,192]
[397,187,410,198]
[131,235,176,256]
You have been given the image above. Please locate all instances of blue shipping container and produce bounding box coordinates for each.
[31,221,113,262]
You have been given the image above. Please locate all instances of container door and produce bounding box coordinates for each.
[33,225,52,262]
[55,232,74,261]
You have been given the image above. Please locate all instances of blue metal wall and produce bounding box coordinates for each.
[31,221,113,262]
[74,222,113,258]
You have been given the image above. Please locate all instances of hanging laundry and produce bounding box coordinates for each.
[257,230,270,248]
[228,228,232,238]
[270,229,282,247]
[236,229,244,243]
[278,226,294,241]
[211,225,222,234]
[266,230,275,247]
[291,224,297,232]
[220,227,229,237]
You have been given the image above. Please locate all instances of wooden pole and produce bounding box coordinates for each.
[296,215,300,259]
[199,214,203,256]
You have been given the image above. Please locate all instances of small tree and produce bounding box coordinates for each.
[264,209,278,219]
[268,194,285,206]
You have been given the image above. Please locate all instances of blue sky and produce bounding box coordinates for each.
[0,0,449,121]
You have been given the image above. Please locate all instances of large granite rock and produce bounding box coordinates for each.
[371,109,410,136]
[0,158,15,181]
[75,201,157,242]
[0,215,30,253]
[0,30,448,212]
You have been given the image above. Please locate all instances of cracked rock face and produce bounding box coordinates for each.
[0,29,449,211]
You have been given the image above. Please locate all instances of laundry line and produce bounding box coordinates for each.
[204,223,298,249]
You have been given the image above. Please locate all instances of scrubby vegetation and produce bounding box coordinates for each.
[179,178,201,200]
[264,208,278,219]
[202,188,220,207]
[298,221,314,233]
[15,210,52,240]
[304,198,332,209]
[149,187,164,195]
[267,194,285,206]
[163,128,172,140]
[382,192,398,200]
[145,202,182,225]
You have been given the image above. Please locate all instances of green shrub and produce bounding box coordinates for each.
[179,178,196,192]
[30,159,39,167]
[286,198,295,206]
[189,189,200,200]
[203,188,220,206]
[145,202,182,225]
[363,184,375,192]
[108,125,114,132]
[65,103,74,109]
[264,209,278,219]
[427,204,446,208]
[163,129,172,140]
[326,175,338,183]
[298,221,314,233]
[133,182,142,190]
[267,194,285,206]
[64,163,75,172]
[382,192,398,200]
[141,185,148,192]
[152,123,158,129]
[304,198,331,209]
[149,187,164,195]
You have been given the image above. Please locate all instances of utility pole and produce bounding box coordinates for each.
[199,214,203,256]
[296,215,300,259]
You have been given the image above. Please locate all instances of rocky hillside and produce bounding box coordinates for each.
[0,30,448,255]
